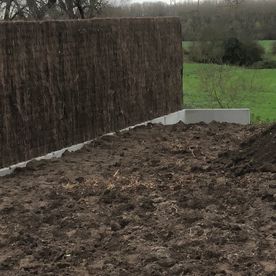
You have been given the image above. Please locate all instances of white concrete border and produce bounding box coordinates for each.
[0,108,250,177]
[184,108,250,125]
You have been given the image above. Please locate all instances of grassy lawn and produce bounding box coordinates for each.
[183,40,276,122]
[183,63,276,122]
[258,40,276,61]
[182,41,192,50]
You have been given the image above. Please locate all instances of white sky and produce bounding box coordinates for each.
[129,0,198,2]
[108,0,230,7]
[111,0,212,6]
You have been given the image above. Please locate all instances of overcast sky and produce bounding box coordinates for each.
[111,0,214,6]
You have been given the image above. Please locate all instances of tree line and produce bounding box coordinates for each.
[103,0,276,41]
[1,0,276,41]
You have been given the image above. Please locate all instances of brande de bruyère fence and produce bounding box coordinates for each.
[0,17,183,168]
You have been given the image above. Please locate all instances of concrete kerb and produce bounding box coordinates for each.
[0,108,250,177]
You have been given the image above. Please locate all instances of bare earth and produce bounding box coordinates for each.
[0,122,276,275]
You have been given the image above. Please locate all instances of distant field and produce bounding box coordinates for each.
[182,40,276,122]
[259,40,275,50]
[182,41,192,50]
[259,40,276,61]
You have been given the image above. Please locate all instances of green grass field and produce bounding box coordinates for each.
[183,40,276,122]
[182,41,192,50]
[259,40,276,61]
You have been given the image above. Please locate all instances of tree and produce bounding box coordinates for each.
[0,0,107,20]
[272,41,276,55]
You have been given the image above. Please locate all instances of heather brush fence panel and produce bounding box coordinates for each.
[0,17,182,168]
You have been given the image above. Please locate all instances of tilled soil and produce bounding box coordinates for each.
[0,122,276,276]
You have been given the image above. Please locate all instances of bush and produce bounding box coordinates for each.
[222,38,244,65]
[188,37,264,66]
[183,47,190,62]
[183,47,190,58]
[188,41,224,64]
[251,59,276,69]
[222,38,264,66]
[271,41,276,55]
[243,40,265,65]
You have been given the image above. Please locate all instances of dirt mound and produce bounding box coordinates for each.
[219,124,276,175]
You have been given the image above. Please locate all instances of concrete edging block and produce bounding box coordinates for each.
[164,110,185,125]
[151,116,166,125]
[0,108,250,176]
[183,109,250,125]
